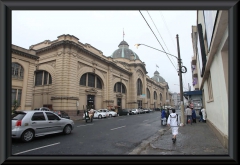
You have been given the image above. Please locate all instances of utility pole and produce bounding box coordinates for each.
[176,34,185,126]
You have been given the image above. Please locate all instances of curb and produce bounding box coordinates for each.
[128,128,169,154]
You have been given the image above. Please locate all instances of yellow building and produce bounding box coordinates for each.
[12,34,172,115]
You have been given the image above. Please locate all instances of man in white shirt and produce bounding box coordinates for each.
[185,106,192,125]
[167,109,181,143]
[201,107,206,123]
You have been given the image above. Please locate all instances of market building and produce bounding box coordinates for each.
[12,34,172,115]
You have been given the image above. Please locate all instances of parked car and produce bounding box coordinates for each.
[143,109,149,113]
[83,110,107,119]
[118,109,129,116]
[34,107,51,111]
[99,109,117,117]
[129,109,137,115]
[138,109,144,114]
[12,110,74,142]
[132,109,139,114]
[53,110,70,119]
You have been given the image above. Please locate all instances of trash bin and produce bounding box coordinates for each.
[77,110,80,115]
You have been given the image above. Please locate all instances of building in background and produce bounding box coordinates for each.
[191,10,228,148]
[11,35,171,115]
[172,92,180,109]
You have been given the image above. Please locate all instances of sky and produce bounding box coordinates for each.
[12,10,197,93]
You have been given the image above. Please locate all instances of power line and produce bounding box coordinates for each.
[159,11,177,51]
[147,11,178,69]
[139,10,177,71]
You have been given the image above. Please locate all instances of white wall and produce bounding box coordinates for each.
[204,26,228,135]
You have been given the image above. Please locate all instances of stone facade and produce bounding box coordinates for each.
[12,34,172,115]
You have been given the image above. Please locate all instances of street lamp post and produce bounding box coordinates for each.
[135,34,186,126]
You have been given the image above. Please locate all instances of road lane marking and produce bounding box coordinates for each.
[77,124,94,127]
[13,142,60,155]
[110,125,126,131]
[143,120,149,122]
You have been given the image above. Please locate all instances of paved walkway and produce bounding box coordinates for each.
[129,121,228,155]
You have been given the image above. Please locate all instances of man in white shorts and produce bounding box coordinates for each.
[167,109,181,143]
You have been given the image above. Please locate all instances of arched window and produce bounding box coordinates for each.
[147,88,150,99]
[154,91,157,100]
[96,77,102,89]
[114,82,126,94]
[160,93,162,101]
[35,70,52,86]
[80,73,87,86]
[12,63,24,79]
[137,78,142,95]
[79,73,103,89]
[166,92,168,100]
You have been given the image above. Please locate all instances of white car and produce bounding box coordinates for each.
[83,110,107,119]
[12,110,74,142]
[98,109,117,117]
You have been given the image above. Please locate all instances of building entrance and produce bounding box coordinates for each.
[87,95,95,109]
[138,100,142,109]
[117,98,122,110]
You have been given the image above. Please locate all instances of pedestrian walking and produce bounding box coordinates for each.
[167,109,181,143]
[166,108,170,121]
[185,106,192,125]
[201,107,207,123]
[199,109,203,122]
[192,108,196,123]
[161,109,166,125]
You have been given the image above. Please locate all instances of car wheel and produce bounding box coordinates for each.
[21,129,34,142]
[63,125,72,135]
[98,115,102,119]
[109,114,112,117]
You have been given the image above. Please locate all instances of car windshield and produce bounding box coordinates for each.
[12,113,26,120]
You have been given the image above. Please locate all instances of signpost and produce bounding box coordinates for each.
[140,94,146,98]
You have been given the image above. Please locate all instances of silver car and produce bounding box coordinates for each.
[12,110,74,142]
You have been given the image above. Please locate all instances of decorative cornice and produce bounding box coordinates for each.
[127,102,137,104]
[51,96,79,100]
[35,40,131,74]
[85,88,98,93]
[12,49,39,60]
[103,100,114,103]
[116,93,123,98]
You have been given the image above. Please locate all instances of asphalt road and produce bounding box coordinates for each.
[12,111,166,155]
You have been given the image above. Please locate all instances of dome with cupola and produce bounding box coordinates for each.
[151,70,166,83]
[111,40,140,60]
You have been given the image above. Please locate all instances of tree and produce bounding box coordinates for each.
[12,100,19,114]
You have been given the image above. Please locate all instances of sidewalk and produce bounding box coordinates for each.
[129,121,228,155]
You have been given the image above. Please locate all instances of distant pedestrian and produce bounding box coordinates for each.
[185,106,192,125]
[199,109,203,122]
[191,108,196,123]
[167,109,181,143]
[166,108,170,121]
[201,107,206,123]
[161,109,166,125]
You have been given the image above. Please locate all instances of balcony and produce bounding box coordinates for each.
[191,56,196,65]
